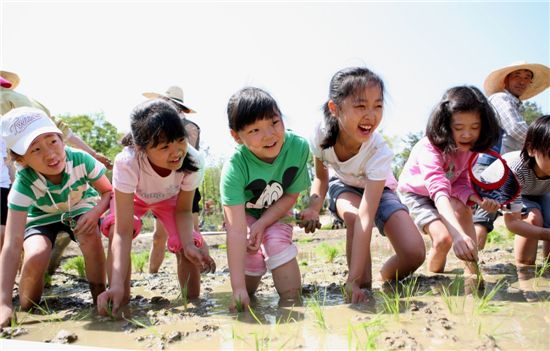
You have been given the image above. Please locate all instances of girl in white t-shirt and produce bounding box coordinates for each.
[97,99,215,316]
[300,67,425,303]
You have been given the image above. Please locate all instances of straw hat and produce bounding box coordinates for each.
[483,62,550,100]
[142,86,196,113]
[0,70,20,89]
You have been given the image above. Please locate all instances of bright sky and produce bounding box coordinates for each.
[2,1,549,164]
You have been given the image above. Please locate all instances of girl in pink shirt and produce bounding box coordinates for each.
[97,99,215,316]
[398,86,500,274]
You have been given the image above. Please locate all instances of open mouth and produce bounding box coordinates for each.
[263,141,278,149]
[358,124,373,134]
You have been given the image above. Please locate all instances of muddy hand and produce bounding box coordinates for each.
[453,235,478,262]
[0,305,14,328]
[97,289,122,317]
[184,244,210,271]
[230,289,250,313]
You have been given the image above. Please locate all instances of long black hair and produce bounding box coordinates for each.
[121,99,198,172]
[426,86,499,155]
[320,67,385,149]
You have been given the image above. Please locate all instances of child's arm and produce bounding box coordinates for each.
[224,203,251,311]
[175,189,214,270]
[97,190,134,316]
[435,196,477,262]
[247,192,300,252]
[504,211,550,241]
[0,209,27,327]
[346,179,385,303]
[300,157,328,233]
[74,175,112,237]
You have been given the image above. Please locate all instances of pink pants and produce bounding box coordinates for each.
[244,215,297,276]
[101,195,203,253]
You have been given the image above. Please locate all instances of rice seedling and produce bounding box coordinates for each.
[306,289,327,329]
[217,243,227,250]
[376,286,401,316]
[535,257,550,279]
[234,296,245,313]
[177,275,191,311]
[252,331,270,351]
[62,256,86,278]
[400,275,419,310]
[123,315,161,338]
[439,275,466,314]
[474,279,506,314]
[348,316,385,351]
[131,251,149,273]
[297,237,314,244]
[248,305,263,325]
[315,242,340,263]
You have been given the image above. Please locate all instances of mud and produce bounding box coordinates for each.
[1,218,549,350]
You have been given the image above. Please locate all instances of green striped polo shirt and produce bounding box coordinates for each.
[8,147,106,228]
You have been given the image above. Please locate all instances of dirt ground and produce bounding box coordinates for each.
[1,217,549,350]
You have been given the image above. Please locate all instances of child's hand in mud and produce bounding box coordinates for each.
[247,221,266,253]
[0,304,14,328]
[97,288,123,317]
[345,281,366,304]
[230,289,250,313]
[452,233,478,262]
[198,245,216,274]
[184,244,215,272]
[298,208,321,233]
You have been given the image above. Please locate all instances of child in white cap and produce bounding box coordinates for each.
[0,107,112,327]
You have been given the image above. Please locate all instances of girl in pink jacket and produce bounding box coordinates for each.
[398,86,500,274]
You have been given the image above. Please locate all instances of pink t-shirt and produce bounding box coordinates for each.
[397,137,474,205]
[113,146,204,203]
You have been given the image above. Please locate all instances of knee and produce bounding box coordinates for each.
[433,235,453,252]
[454,202,472,220]
[77,229,102,247]
[405,245,426,268]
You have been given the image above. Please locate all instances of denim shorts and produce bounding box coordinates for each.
[398,192,440,234]
[522,194,550,228]
[327,177,408,235]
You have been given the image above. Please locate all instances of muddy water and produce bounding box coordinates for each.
[2,220,549,350]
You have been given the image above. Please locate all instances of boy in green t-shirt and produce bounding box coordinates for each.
[220,87,311,311]
[0,107,111,327]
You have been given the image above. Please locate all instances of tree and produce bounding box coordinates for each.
[522,101,543,125]
[58,113,123,160]
[392,130,424,178]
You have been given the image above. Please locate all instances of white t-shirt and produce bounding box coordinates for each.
[309,121,397,189]
[0,139,10,189]
[113,145,204,203]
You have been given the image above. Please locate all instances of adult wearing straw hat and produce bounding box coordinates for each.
[474,62,550,249]
[142,85,203,273]
[483,62,550,154]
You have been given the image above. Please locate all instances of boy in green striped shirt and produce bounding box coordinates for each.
[0,107,112,327]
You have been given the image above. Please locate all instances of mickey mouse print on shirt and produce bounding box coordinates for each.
[245,167,298,209]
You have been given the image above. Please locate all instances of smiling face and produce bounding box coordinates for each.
[450,111,481,152]
[19,133,66,182]
[504,69,533,98]
[230,114,285,163]
[144,137,188,176]
[330,83,383,149]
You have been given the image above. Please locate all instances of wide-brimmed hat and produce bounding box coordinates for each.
[484,62,550,100]
[142,86,196,113]
[0,70,20,89]
[1,107,62,155]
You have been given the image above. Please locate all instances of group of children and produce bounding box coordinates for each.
[0,66,549,326]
